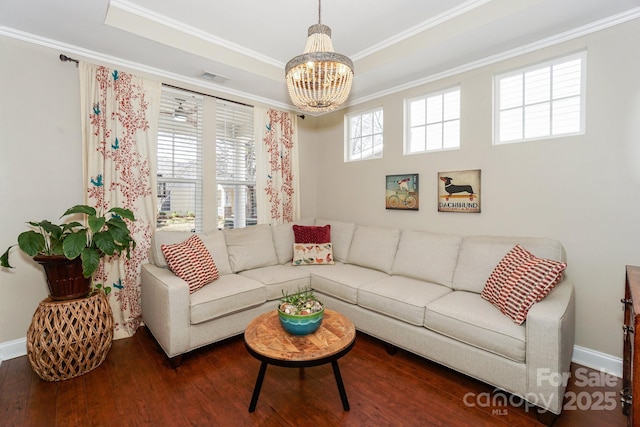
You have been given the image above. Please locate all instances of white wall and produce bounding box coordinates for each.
[0,38,85,346]
[310,19,640,361]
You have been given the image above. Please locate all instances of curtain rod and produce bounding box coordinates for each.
[163,84,304,119]
[58,53,304,118]
[162,83,254,108]
[59,54,79,66]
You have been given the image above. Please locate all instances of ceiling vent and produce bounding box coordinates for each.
[199,71,229,84]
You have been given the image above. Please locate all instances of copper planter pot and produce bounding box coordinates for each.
[33,254,91,301]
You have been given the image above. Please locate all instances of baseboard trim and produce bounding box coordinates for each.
[0,338,27,366]
[572,345,622,378]
[0,338,623,377]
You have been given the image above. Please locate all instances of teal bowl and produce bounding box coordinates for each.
[277,307,324,335]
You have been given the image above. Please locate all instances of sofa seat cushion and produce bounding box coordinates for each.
[358,276,452,326]
[310,263,389,304]
[189,275,266,324]
[424,290,526,362]
[239,264,311,300]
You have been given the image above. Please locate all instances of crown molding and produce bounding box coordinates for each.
[2,5,639,116]
[347,6,640,108]
[0,26,293,112]
[108,0,284,69]
[351,0,491,61]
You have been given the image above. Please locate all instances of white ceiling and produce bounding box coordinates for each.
[1,0,640,113]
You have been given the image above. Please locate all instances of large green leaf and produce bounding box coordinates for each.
[62,205,96,217]
[81,247,100,278]
[94,231,116,255]
[50,240,65,255]
[17,231,46,256]
[106,216,129,231]
[108,225,129,243]
[62,230,87,259]
[62,221,83,232]
[1,246,15,268]
[89,215,106,234]
[108,207,135,221]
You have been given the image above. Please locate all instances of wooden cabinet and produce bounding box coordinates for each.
[622,265,640,425]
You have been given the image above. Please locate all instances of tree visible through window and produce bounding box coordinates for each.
[346,107,383,161]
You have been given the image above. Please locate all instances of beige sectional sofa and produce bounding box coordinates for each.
[140,218,575,416]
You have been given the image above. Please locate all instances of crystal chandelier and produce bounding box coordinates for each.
[285,0,354,113]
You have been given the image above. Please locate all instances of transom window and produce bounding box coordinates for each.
[406,86,461,154]
[346,107,383,161]
[494,51,586,144]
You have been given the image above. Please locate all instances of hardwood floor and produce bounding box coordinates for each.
[0,327,627,426]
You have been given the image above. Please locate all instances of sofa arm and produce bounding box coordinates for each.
[141,263,191,358]
[525,280,575,415]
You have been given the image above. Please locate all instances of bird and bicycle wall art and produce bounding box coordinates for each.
[438,170,481,213]
[385,174,419,210]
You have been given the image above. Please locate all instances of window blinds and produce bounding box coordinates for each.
[496,52,584,144]
[157,88,204,232]
[215,100,256,229]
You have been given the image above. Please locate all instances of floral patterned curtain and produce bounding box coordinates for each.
[79,63,160,339]
[256,108,300,225]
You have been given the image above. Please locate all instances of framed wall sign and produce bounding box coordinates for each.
[438,170,481,213]
[386,174,419,210]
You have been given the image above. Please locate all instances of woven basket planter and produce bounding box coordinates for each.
[27,291,114,381]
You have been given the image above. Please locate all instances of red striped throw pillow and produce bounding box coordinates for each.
[161,235,219,294]
[481,244,566,324]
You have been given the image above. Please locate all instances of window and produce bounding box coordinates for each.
[157,88,203,232]
[346,107,383,161]
[494,52,586,144]
[406,87,460,154]
[216,100,256,229]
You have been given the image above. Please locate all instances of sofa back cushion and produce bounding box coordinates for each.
[151,230,232,275]
[347,225,400,274]
[452,235,565,293]
[271,218,315,264]
[223,224,278,273]
[314,219,355,263]
[391,230,462,288]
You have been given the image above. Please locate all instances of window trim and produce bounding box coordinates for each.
[404,85,461,155]
[344,106,384,162]
[493,51,587,145]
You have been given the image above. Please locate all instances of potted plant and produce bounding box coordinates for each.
[277,286,325,335]
[1,204,135,300]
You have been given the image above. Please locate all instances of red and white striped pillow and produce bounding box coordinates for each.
[481,244,566,324]
[161,235,219,294]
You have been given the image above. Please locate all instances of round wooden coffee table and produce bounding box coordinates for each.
[244,308,356,412]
